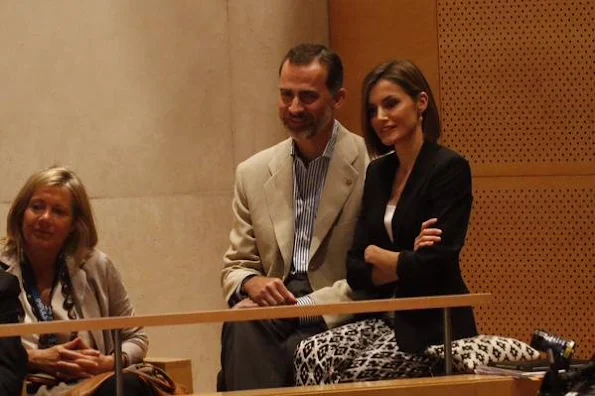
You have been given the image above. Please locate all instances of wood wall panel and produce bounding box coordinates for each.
[437,0,595,358]
[331,0,595,361]
[464,176,595,358]
[437,0,595,176]
[329,0,440,135]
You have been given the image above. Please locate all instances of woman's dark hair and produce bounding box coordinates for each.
[361,60,441,156]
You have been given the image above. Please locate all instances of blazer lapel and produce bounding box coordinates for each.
[3,255,24,291]
[68,257,105,352]
[309,128,360,266]
[391,141,439,241]
[264,140,295,275]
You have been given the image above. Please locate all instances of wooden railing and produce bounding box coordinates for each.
[198,374,542,396]
[0,293,491,395]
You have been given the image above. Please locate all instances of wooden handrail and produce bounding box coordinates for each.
[0,293,490,337]
[195,374,543,396]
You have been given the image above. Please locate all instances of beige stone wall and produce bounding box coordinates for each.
[0,0,328,391]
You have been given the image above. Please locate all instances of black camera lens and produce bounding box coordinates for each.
[531,329,576,361]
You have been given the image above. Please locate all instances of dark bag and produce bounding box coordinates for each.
[65,363,187,395]
[539,359,595,396]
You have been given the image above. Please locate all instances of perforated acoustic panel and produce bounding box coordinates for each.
[437,0,594,171]
[461,179,595,358]
[437,0,595,358]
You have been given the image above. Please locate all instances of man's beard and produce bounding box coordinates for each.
[286,124,317,139]
[282,109,332,140]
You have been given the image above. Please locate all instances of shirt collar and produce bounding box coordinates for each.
[290,120,339,160]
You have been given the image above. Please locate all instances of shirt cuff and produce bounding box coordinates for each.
[296,295,322,325]
[296,295,314,306]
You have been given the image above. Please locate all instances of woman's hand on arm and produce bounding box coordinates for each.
[366,218,443,286]
[414,218,442,250]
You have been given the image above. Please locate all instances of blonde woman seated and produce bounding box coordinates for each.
[294,60,477,385]
[0,167,155,395]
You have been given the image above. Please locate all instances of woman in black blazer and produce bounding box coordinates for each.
[294,60,477,385]
[0,270,28,395]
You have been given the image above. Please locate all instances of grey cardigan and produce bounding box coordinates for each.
[0,248,148,365]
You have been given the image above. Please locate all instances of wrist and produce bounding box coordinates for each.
[240,274,258,294]
[382,251,399,272]
[106,351,128,370]
[100,354,116,372]
[27,348,50,372]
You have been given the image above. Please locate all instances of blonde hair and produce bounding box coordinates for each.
[2,166,98,263]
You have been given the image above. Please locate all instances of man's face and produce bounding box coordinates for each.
[278,60,337,139]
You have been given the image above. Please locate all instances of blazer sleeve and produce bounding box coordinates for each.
[221,163,266,306]
[396,156,473,292]
[346,165,396,296]
[0,271,27,396]
[102,257,148,365]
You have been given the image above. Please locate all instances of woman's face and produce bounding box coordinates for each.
[22,186,74,256]
[367,79,427,147]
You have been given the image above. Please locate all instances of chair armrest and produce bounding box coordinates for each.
[144,357,193,393]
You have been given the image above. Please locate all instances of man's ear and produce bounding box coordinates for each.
[332,88,347,110]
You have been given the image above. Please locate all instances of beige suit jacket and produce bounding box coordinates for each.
[221,124,368,328]
[1,248,148,365]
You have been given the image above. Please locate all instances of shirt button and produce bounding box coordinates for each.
[346,179,353,186]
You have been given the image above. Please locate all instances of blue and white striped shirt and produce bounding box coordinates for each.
[292,122,338,311]
[234,122,339,321]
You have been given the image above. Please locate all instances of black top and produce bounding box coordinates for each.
[0,268,28,396]
[347,141,478,353]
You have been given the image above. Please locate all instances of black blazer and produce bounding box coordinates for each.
[0,268,27,396]
[347,141,478,353]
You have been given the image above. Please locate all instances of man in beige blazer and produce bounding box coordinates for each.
[219,43,368,391]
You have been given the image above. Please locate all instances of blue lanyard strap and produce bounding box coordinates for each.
[21,255,67,348]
